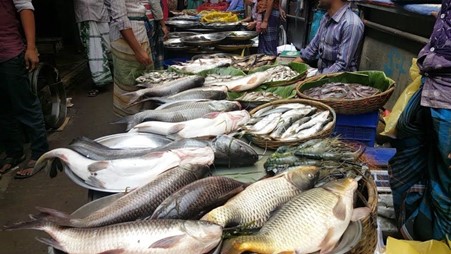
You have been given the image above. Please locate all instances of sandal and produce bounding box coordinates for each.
[88,89,101,97]
[14,159,41,179]
[0,155,25,174]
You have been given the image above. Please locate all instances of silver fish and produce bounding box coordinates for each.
[304,82,381,100]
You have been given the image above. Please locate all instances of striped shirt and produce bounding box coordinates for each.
[301,4,364,74]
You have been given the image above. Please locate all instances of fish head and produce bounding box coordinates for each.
[285,166,320,190]
[181,164,211,179]
[212,135,258,167]
[322,177,359,198]
[182,220,223,252]
[212,101,242,112]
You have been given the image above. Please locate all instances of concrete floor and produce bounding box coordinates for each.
[0,80,123,253]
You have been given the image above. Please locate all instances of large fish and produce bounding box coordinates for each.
[206,71,272,92]
[210,135,258,167]
[221,178,371,254]
[119,100,241,131]
[151,176,247,220]
[5,219,222,254]
[130,111,250,139]
[35,164,209,227]
[201,166,319,229]
[36,146,215,191]
[134,86,228,106]
[124,76,205,105]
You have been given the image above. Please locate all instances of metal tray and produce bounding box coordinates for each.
[181,33,229,46]
[165,20,199,29]
[164,38,194,50]
[227,31,259,41]
[215,41,254,51]
[170,15,199,21]
[168,32,199,39]
[201,22,241,31]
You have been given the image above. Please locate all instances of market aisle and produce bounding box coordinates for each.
[0,80,123,253]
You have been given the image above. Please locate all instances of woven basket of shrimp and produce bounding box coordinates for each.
[245,99,336,150]
[296,71,396,115]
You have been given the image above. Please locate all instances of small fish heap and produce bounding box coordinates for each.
[304,82,381,100]
[245,103,334,142]
[235,91,282,102]
[265,65,299,82]
[135,70,186,86]
[171,57,233,74]
[231,54,277,72]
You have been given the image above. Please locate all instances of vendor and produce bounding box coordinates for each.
[293,0,363,74]
[105,0,153,116]
[226,0,244,12]
[143,0,169,70]
[389,0,450,241]
[257,0,280,55]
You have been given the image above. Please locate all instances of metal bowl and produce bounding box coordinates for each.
[201,22,241,31]
[215,40,254,51]
[227,31,259,41]
[165,20,199,29]
[168,32,200,39]
[164,38,194,50]
[170,15,199,21]
[181,33,229,46]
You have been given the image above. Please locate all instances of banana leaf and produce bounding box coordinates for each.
[227,84,297,100]
[248,62,309,87]
[197,66,246,77]
[298,71,395,93]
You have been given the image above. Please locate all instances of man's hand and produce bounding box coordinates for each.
[260,21,268,33]
[293,57,304,63]
[247,21,256,30]
[161,25,169,40]
[24,47,39,71]
[280,9,287,22]
[135,49,152,66]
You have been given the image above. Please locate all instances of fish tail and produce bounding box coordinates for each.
[112,115,139,131]
[33,207,75,227]
[3,217,55,232]
[128,97,163,108]
[221,236,269,254]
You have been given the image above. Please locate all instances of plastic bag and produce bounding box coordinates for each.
[386,237,451,254]
[381,59,421,139]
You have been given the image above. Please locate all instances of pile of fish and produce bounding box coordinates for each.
[231,54,277,72]
[265,65,299,82]
[135,71,187,86]
[245,103,334,142]
[170,57,233,74]
[235,91,282,102]
[303,82,381,100]
[264,138,366,175]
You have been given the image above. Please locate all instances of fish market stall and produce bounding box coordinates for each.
[6,56,394,254]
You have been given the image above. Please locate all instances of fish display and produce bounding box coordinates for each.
[35,147,215,190]
[34,164,209,228]
[152,176,247,220]
[133,86,228,106]
[119,100,241,131]
[210,135,258,167]
[135,71,187,86]
[303,82,381,100]
[5,219,222,254]
[231,54,277,72]
[171,58,233,73]
[235,91,282,102]
[124,76,205,105]
[245,103,334,141]
[204,74,243,85]
[130,111,251,139]
[201,166,319,229]
[221,178,370,254]
[265,65,299,82]
[205,71,272,92]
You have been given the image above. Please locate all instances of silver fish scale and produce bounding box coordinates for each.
[72,166,207,227]
[203,176,302,228]
[257,188,341,252]
[51,220,221,254]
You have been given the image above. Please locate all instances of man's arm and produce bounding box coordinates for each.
[260,0,274,33]
[297,28,321,63]
[14,0,38,71]
[148,0,169,39]
[321,21,364,74]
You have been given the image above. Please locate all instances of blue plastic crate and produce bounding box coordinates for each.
[363,147,397,167]
[334,111,379,146]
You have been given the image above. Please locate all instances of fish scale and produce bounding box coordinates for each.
[201,167,319,229]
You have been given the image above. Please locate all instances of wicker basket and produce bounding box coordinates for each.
[349,171,378,254]
[296,72,395,115]
[246,99,336,149]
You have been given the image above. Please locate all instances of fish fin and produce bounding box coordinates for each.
[210,239,223,254]
[167,124,185,134]
[149,234,186,249]
[112,115,132,124]
[88,161,110,172]
[33,207,73,226]
[98,249,126,254]
[36,237,66,252]
[144,151,166,159]
[351,207,371,221]
[203,112,221,119]
[332,197,347,221]
[217,186,246,202]
[85,176,106,189]
[3,217,50,231]
[318,228,338,254]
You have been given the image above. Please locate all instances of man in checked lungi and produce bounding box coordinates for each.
[74,0,113,97]
[389,0,450,241]
[256,0,280,55]
[293,0,364,74]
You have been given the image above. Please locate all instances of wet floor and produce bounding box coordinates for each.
[0,79,123,253]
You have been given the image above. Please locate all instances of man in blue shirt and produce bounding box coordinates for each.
[294,0,364,74]
[227,0,244,12]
